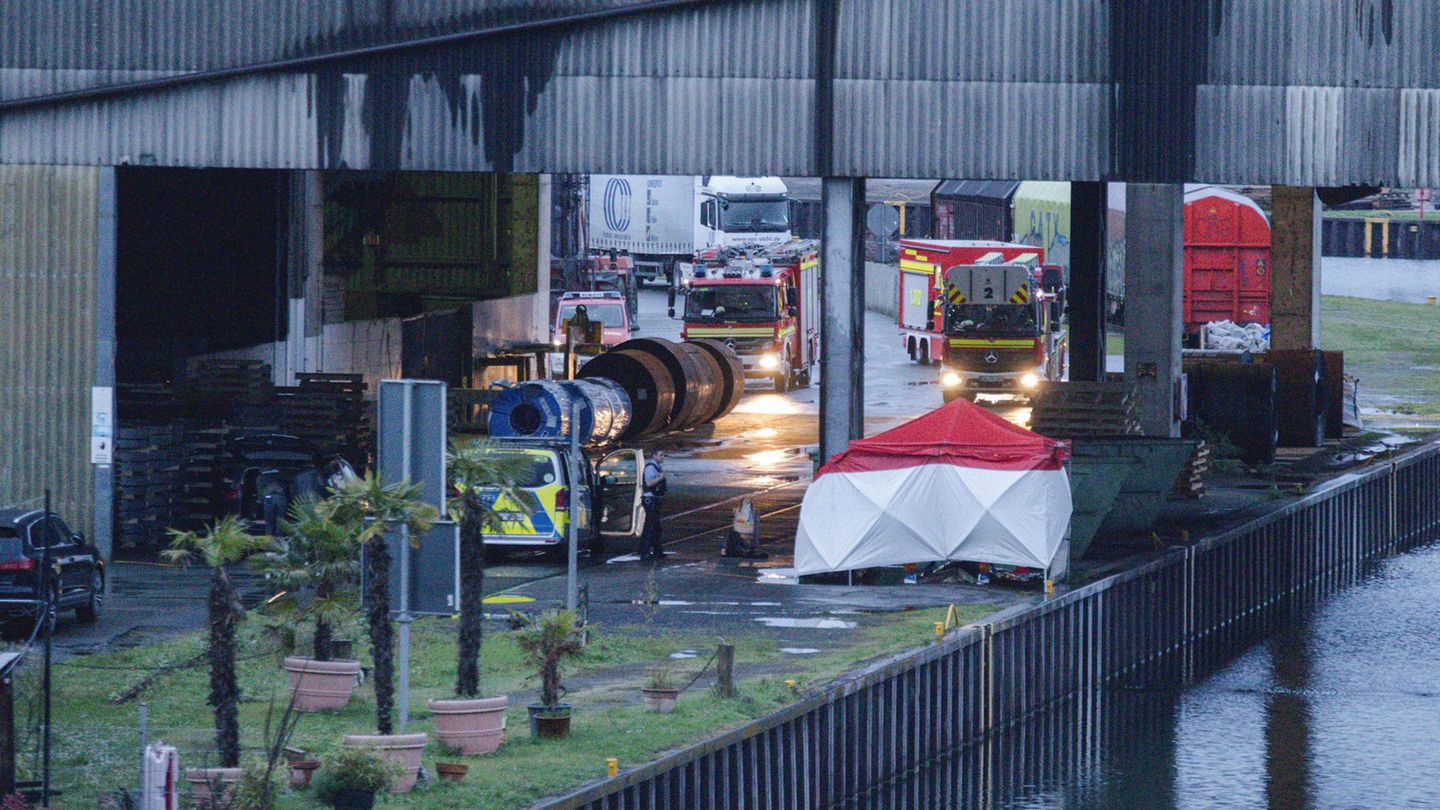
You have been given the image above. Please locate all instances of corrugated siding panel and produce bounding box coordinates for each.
[837,0,1110,84]
[0,165,97,537]
[833,79,1109,180]
[831,0,1110,180]
[1,0,1440,184]
[0,1,669,87]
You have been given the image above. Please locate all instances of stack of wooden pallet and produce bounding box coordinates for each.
[278,373,370,463]
[447,388,494,435]
[113,422,183,551]
[1028,381,1141,437]
[1173,440,1210,499]
[179,426,231,528]
[116,382,181,421]
[187,359,273,412]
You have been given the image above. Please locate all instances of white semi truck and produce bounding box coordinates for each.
[586,175,791,285]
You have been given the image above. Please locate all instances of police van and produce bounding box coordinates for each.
[465,439,649,559]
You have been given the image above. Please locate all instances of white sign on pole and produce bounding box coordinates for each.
[91,386,114,465]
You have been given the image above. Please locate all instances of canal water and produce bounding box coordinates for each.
[896,543,1440,809]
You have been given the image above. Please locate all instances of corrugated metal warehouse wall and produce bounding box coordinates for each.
[1,0,1435,185]
[0,164,99,536]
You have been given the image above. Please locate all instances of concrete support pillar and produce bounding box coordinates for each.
[1269,186,1322,351]
[535,174,554,344]
[93,167,116,564]
[284,171,325,383]
[1069,181,1108,382]
[819,177,866,462]
[1123,184,1184,438]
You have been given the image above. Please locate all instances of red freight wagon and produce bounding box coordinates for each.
[1183,186,1271,335]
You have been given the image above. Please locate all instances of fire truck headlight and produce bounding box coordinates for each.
[758,353,780,370]
[1020,373,1040,389]
[942,372,962,387]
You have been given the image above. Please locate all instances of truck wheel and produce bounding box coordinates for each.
[907,338,916,362]
[774,368,790,393]
[796,366,812,387]
[918,342,930,366]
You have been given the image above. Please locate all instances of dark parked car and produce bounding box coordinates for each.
[228,434,356,534]
[0,508,105,625]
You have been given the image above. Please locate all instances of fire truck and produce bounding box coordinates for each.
[898,240,1045,365]
[677,241,819,391]
[936,261,1066,401]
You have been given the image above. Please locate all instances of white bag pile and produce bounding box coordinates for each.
[1202,320,1269,352]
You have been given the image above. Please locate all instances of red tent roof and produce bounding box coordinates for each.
[817,398,1070,476]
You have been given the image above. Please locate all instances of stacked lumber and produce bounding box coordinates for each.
[113,422,183,550]
[1173,440,1210,499]
[1028,381,1141,437]
[186,359,273,411]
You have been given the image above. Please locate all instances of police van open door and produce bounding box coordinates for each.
[596,449,645,548]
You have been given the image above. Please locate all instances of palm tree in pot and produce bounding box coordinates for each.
[163,516,267,778]
[427,440,538,754]
[320,472,437,791]
[513,608,586,738]
[252,497,365,711]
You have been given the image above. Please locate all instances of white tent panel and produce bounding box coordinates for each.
[794,463,1072,577]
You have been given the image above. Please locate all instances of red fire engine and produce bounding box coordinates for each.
[678,241,819,391]
[898,240,1048,365]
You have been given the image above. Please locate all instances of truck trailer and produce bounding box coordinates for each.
[587,175,792,285]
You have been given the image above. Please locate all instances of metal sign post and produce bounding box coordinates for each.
[377,379,448,734]
[567,400,581,611]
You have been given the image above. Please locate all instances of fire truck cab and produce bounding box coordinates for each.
[678,241,819,392]
[935,262,1067,402]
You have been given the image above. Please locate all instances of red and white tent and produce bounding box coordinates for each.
[794,399,1073,578]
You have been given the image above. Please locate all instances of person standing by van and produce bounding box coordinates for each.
[639,451,667,560]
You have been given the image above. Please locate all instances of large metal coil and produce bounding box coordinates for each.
[561,378,632,444]
[676,341,727,426]
[615,337,720,431]
[486,378,632,444]
[576,349,676,438]
[686,339,745,421]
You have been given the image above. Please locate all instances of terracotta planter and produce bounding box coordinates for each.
[284,656,361,711]
[343,733,428,793]
[184,767,242,809]
[288,760,321,788]
[435,762,468,783]
[428,695,508,755]
[642,686,680,713]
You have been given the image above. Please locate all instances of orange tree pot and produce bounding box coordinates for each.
[427,695,509,755]
[342,733,428,793]
[284,656,361,711]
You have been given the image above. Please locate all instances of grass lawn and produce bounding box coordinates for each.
[1321,295,1440,415]
[28,602,995,809]
[1323,210,1436,222]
